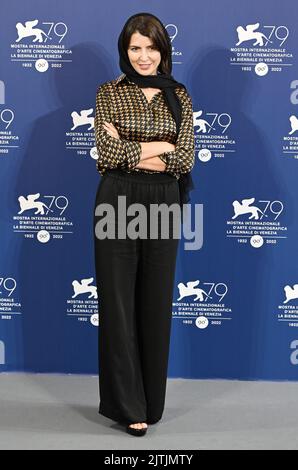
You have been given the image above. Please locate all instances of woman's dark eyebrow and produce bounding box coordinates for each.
[129,45,154,48]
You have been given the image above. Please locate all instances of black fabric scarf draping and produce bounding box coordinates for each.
[117,12,195,208]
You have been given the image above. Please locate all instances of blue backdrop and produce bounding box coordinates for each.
[1,0,298,379]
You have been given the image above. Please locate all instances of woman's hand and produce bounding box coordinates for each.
[165,143,175,152]
[102,121,120,140]
[134,156,166,171]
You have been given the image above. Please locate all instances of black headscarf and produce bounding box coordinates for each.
[117,12,195,208]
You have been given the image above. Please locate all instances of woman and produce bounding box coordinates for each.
[93,12,195,436]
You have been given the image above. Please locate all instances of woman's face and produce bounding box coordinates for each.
[127,31,161,76]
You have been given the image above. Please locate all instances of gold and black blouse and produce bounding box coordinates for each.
[94,73,195,180]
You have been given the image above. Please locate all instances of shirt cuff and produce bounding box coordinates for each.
[121,140,142,169]
[159,153,168,164]
[159,151,178,173]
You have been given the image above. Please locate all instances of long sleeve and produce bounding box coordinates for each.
[94,84,142,175]
[159,89,195,175]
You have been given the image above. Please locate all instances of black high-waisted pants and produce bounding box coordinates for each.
[93,168,180,424]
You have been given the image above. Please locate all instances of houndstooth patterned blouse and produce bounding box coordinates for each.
[94,73,195,180]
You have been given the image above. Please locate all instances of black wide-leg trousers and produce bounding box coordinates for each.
[93,168,180,424]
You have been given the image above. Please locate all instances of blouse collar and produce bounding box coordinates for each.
[114,73,134,86]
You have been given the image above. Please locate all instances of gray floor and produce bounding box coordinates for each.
[0,372,297,450]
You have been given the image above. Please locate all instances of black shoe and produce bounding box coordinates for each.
[146,418,160,425]
[126,424,148,436]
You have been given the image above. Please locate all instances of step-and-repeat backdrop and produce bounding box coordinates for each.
[1,0,298,379]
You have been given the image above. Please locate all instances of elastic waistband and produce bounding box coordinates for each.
[103,168,177,184]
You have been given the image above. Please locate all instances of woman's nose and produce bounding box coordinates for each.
[140,51,149,60]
